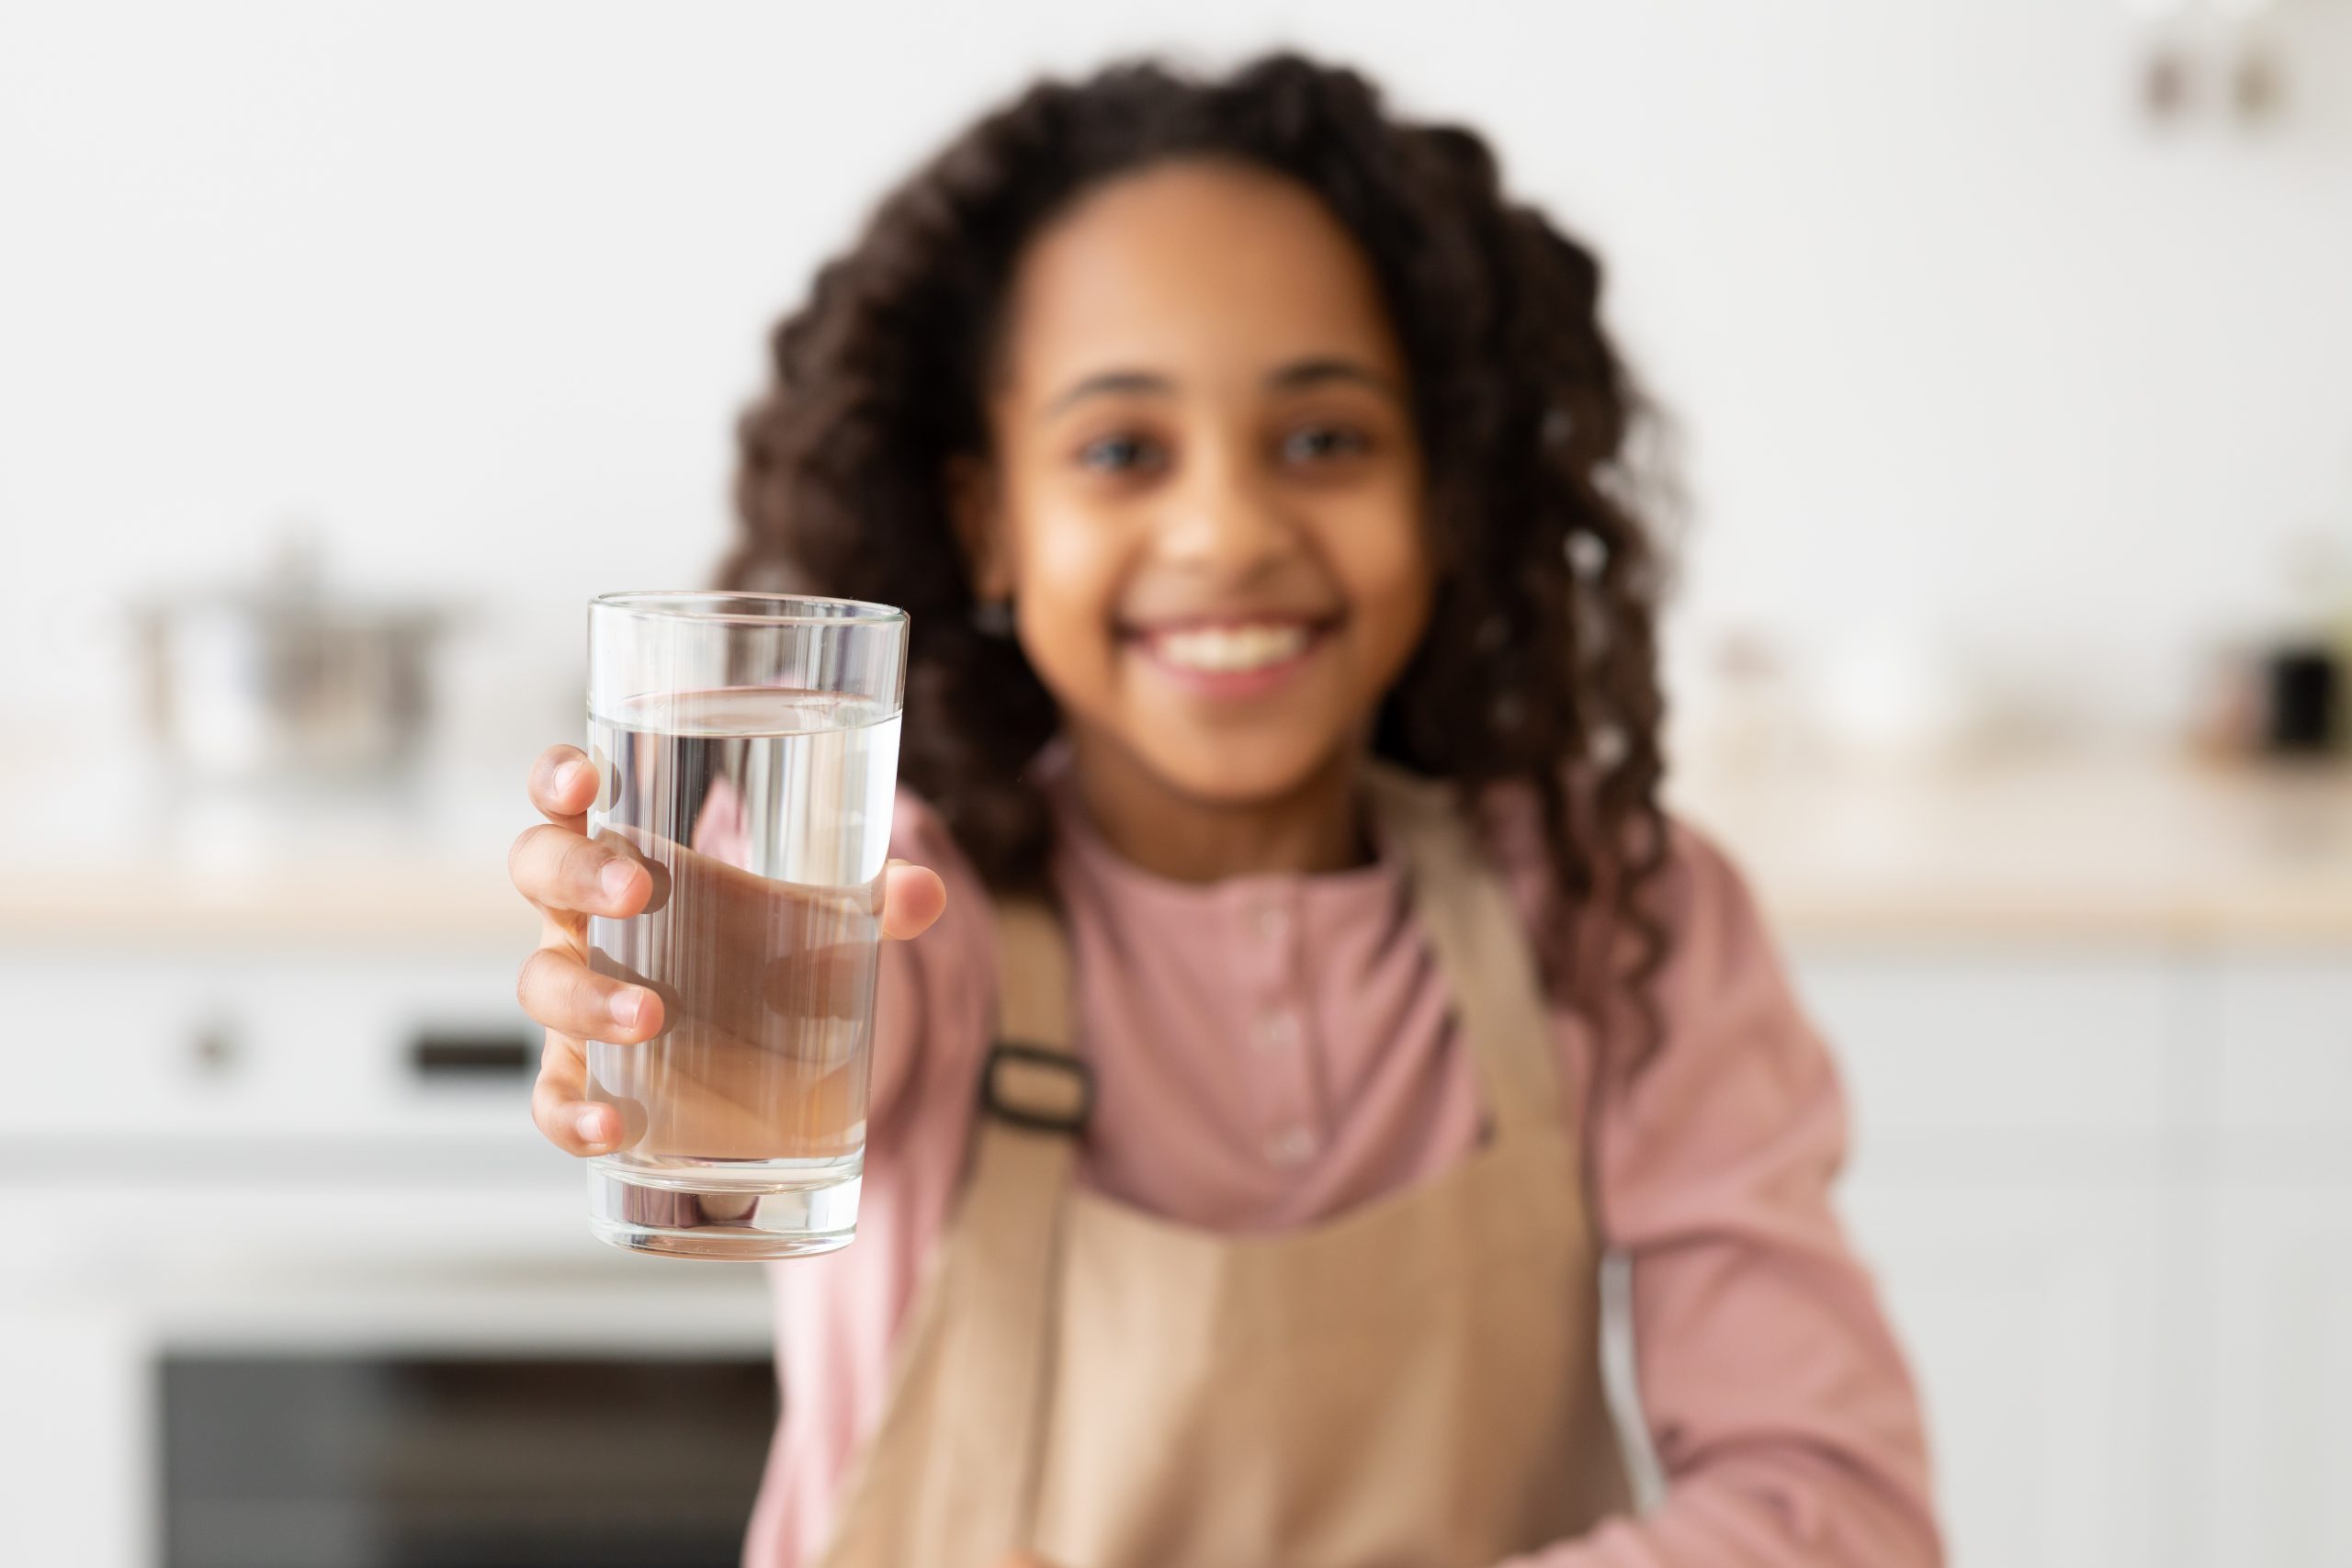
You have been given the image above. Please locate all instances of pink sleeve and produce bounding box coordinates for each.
[864,789,992,1133]
[1510,825,1943,1568]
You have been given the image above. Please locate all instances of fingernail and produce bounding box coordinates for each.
[600,860,637,903]
[554,759,587,796]
[574,1109,608,1147]
[610,988,643,1029]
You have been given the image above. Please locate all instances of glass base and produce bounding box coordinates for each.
[586,1154,861,1261]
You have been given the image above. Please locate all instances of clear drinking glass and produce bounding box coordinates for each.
[582,592,908,1259]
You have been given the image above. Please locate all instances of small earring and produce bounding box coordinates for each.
[971,599,1015,637]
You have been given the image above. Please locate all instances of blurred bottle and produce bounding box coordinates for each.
[2276,532,2347,757]
[2193,532,2348,761]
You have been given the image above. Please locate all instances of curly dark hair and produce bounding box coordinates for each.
[722,51,1677,1066]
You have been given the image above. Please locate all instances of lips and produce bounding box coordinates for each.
[1125,615,1332,697]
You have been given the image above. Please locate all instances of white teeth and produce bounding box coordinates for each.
[1151,622,1312,674]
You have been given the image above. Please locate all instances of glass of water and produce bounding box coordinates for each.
[582,592,907,1259]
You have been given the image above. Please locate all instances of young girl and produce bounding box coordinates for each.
[508,53,1939,1568]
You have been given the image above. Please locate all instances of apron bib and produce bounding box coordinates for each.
[813,767,1628,1568]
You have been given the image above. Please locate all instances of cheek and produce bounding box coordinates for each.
[1007,498,1130,684]
[1331,505,1435,678]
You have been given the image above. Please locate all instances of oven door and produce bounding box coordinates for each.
[161,1350,775,1568]
[5,1139,780,1568]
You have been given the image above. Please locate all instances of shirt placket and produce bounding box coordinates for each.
[1239,886,1323,1169]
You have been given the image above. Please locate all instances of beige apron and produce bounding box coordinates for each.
[813,769,1629,1568]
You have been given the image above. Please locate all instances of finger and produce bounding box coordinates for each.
[509,822,650,917]
[516,945,666,1044]
[879,860,947,942]
[596,1021,864,1160]
[531,1033,623,1156]
[592,827,672,915]
[759,935,884,1021]
[528,744,597,829]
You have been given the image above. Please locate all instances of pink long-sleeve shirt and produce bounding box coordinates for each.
[742,774,1942,1568]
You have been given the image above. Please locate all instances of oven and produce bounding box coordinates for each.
[3,943,780,1568]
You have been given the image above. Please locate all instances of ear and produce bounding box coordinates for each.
[946,454,1014,604]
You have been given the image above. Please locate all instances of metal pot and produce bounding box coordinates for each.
[135,542,453,782]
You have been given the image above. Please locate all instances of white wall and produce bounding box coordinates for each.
[5,0,2350,761]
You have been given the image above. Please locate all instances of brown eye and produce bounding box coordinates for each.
[1281,424,1370,465]
[1077,432,1165,474]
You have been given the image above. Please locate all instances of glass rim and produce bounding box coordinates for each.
[589,590,908,629]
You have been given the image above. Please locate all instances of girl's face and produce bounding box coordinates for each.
[966,159,1431,812]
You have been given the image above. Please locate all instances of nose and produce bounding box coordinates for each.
[1153,443,1295,581]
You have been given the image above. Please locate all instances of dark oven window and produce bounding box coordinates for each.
[162,1355,777,1568]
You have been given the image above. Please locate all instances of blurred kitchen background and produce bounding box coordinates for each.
[5,2,2351,1565]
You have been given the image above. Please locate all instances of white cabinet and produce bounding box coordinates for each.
[1796,951,2178,1568]
[2207,1185,2352,1568]
[2200,954,2352,1566]
[1839,1180,2166,1568]
[0,1296,151,1568]
[1788,945,2352,1568]
[0,950,538,1144]
[1798,953,2175,1156]
[2211,954,2352,1162]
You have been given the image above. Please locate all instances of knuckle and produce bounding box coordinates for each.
[510,823,569,894]
[562,961,603,1021]
[536,1033,582,1089]
[527,1035,583,1129]
[531,1101,572,1149]
[561,833,613,893]
[515,947,571,1016]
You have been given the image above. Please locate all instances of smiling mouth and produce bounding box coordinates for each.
[1125,615,1335,692]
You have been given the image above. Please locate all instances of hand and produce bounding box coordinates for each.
[509,742,947,1156]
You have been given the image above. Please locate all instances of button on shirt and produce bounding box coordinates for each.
[750,773,1942,1568]
[1059,818,1480,1230]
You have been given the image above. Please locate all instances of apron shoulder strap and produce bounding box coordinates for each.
[995,897,1075,1054]
[901,895,1088,1560]
[983,897,1095,1133]
[1364,764,1567,1146]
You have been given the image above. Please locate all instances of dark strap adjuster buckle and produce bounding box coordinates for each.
[980,1042,1095,1136]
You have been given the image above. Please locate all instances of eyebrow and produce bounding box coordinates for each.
[1038,355,1403,421]
[1265,356,1403,400]
[1041,370,1173,420]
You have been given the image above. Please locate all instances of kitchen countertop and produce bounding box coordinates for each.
[0,747,539,948]
[5,742,2348,948]
[1670,745,2352,944]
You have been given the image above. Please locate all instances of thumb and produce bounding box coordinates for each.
[879,860,947,942]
